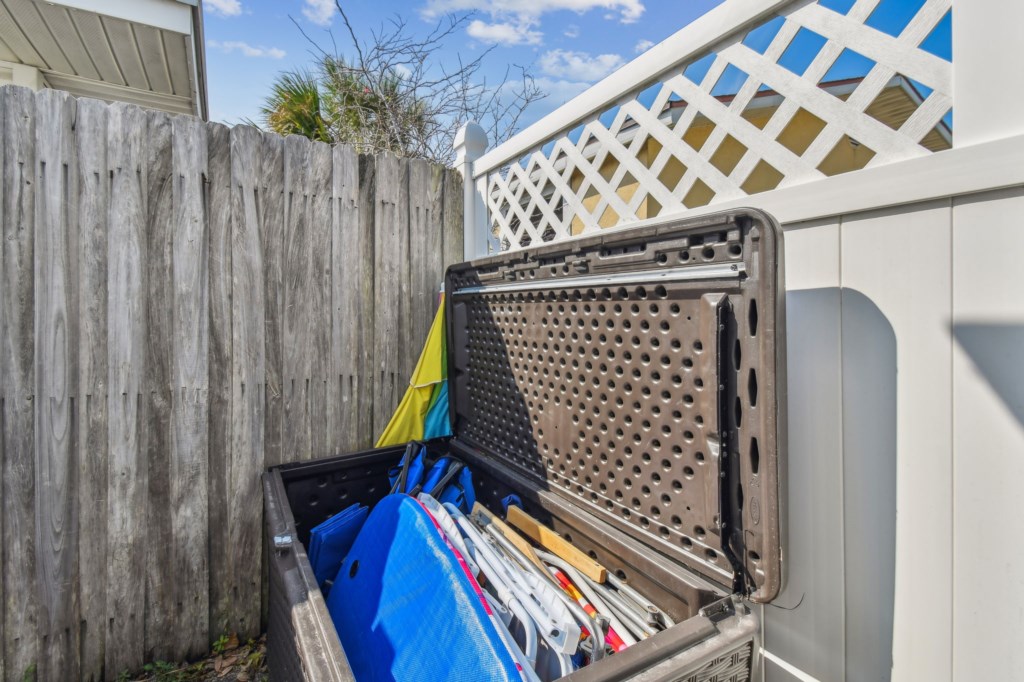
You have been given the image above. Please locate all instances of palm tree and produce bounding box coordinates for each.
[260,56,431,157]
[258,70,332,143]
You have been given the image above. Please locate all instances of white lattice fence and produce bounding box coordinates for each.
[480,0,953,251]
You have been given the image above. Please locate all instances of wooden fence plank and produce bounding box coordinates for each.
[259,133,284,467]
[105,101,148,677]
[169,115,210,659]
[33,87,81,682]
[206,122,232,642]
[442,169,464,271]
[396,158,413,400]
[332,146,372,452]
[2,84,39,682]
[282,135,313,461]
[143,109,175,663]
[408,158,442,357]
[0,85,467,679]
[75,96,109,682]
[309,143,332,460]
[358,153,377,447]
[372,153,409,437]
[229,124,265,639]
[0,80,6,682]
[430,166,448,280]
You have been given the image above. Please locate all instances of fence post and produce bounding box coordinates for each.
[453,122,493,259]
[953,0,1024,146]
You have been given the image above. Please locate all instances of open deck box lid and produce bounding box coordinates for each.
[444,209,786,602]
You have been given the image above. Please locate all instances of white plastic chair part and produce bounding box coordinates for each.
[479,521,604,661]
[536,550,642,645]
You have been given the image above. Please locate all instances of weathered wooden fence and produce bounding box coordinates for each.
[0,84,463,682]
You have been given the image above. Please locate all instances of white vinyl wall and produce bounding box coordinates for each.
[457,0,1024,678]
[757,183,1024,682]
[460,153,1024,682]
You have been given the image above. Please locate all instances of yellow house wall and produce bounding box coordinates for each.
[561,85,947,234]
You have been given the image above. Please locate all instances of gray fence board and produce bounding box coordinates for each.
[169,116,211,659]
[258,133,284,468]
[229,124,265,638]
[2,85,39,682]
[144,108,179,661]
[408,158,441,361]
[309,143,333,461]
[282,135,312,462]
[0,79,5,682]
[443,166,465,276]
[353,154,377,447]
[0,85,463,681]
[395,159,413,395]
[34,87,80,682]
[372,153,404,436]
[332,146,371,452]
[143,109,176,663]
[75,96,110,682]
[206,122,233,640]
[105,100,149,677]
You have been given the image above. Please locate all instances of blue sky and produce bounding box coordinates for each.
[201,0,953,133]
[201,0,725,127]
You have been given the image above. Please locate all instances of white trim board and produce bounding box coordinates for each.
[42,71,195,116]
[46,0,193,34]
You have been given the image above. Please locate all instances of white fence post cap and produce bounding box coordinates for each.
[454,121,488,166]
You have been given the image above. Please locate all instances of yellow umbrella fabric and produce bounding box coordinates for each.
[375,295,449,447]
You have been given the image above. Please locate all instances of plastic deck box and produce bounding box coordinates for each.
[263,208,786,681]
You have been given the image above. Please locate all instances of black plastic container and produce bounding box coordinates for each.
[264,208,787,681]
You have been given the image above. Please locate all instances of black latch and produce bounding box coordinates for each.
[272,534,293,556]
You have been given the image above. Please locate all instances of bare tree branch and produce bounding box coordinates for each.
[259,3,547,165]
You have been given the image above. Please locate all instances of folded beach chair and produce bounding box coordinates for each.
[308,503,369,593]
[387,442,476,513]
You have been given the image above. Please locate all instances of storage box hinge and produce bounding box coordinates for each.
[570,258,590,274]
[699,595,737,623]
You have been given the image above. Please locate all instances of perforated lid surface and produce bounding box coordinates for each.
[445,209,785,602]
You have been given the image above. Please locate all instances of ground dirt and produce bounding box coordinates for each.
[123,634,268,682]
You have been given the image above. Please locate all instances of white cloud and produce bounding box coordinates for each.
[207,40,286,59]
[424,0,644,44]
[539,49,624,82]
[302,0,336,26]
[205,0,242,17]
[564,24,580,38]
[533,77,592,106]
[634,38,654,54]
[424,0,643,23]
[467,19,542,46]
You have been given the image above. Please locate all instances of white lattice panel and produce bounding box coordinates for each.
[484,0,953,251]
